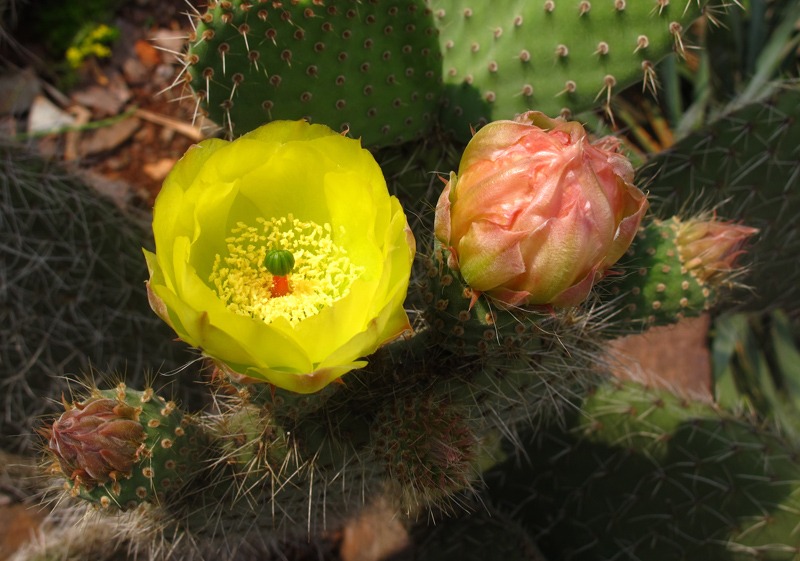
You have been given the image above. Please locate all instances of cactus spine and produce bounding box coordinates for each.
[0,143,194,453]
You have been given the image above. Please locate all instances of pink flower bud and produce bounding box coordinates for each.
[46,398,145,487]
[435,111,648,308]
[675,217,759,284]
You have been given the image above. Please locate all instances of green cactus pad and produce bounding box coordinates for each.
[489,380,800,560]
[420,243,605,436]
[187,0,442,147]
[639,86,800,315]
[429,0,711,141]
[213,401,289,485]
[244,378,342,423]
[414,503,547,561]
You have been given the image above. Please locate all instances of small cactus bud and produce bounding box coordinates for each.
[46,398,145,488]
[675,218,759,284]
[43,386,206,510]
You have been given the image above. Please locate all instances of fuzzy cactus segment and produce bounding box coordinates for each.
[144,120,416,393]
[435,111,647,308]
[607,216,758,328]
[44,384,205,511]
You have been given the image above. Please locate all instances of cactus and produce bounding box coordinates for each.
[9,0,800,558]
[183,0,720,147]
[413,502,548,561]
[600,215,758,328]
[16,129,770,559]
[186,0,442,147]
[486,380,800,560]
[370,388,481,513]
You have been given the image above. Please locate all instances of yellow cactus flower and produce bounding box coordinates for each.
[144,121,415,393]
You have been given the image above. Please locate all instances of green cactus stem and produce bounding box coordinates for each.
[638,85,800,315]
[599,215,758,329]
[370,390,481,514]
[413,502,548,561]
[429,0,714,141]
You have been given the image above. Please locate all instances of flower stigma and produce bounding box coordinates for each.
[264,248,295,297]
[209,215,364,326]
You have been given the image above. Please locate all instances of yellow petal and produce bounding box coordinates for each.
[323,170,384,279]
[242,119,339,144]
[170,236,314,371]
[246,361,367,394]
[153,139,228,280]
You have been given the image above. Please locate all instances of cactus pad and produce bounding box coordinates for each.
[603,216,738,327]
[46,384,205,511]
[489,381,800,560]
[187,0,442,147]
[430,0,711,141]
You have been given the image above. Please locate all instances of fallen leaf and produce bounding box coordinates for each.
[79,117,142,156]
[143,158,177,181]
[135,40,161,67]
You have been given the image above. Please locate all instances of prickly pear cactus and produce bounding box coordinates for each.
[414,502,548,561]
[371,389,481,511]
[430,0,714,141]
[17,0,794,549]
[488,380,800,560]
[186,0,442,147]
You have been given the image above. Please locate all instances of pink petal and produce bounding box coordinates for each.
[601,194,649,271]
[434,173,454,244]
[550,263,601,308]
[457,220,528,292]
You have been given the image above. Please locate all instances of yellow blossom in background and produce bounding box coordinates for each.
[144,120,415,393]
[66,24,118,69]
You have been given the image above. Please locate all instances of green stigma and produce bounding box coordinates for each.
[264,249,295,277]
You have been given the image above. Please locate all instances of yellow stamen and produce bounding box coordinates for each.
[209,215,363,326]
